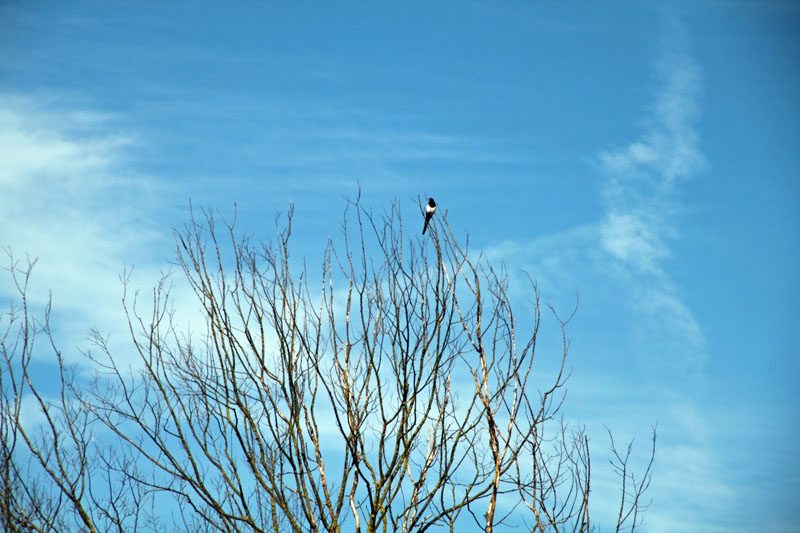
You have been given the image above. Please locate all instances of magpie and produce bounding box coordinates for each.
[422,198,436,234]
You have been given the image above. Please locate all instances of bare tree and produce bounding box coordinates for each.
[0,197,655,532]
[0,253,99,532]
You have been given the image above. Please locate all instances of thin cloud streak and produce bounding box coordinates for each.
[598,53,704,251]
[597,49,706,372]
[480,37,732,530]
[590,47,719,530]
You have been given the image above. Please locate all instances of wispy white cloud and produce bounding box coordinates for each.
[599,210,671,273]
[597,51,704,269]
[596,52,708,383]
[479,31,737,531]
[0,93,174,362]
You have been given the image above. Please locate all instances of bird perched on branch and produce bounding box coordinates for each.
[422,198,436,234]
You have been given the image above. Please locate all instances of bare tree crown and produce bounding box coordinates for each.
[1,197,655,532]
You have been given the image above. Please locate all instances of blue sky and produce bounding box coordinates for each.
[1,1,798,531]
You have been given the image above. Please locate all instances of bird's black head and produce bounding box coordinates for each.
[428,198,436,207]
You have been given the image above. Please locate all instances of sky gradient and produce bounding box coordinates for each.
[1,2,798,531]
